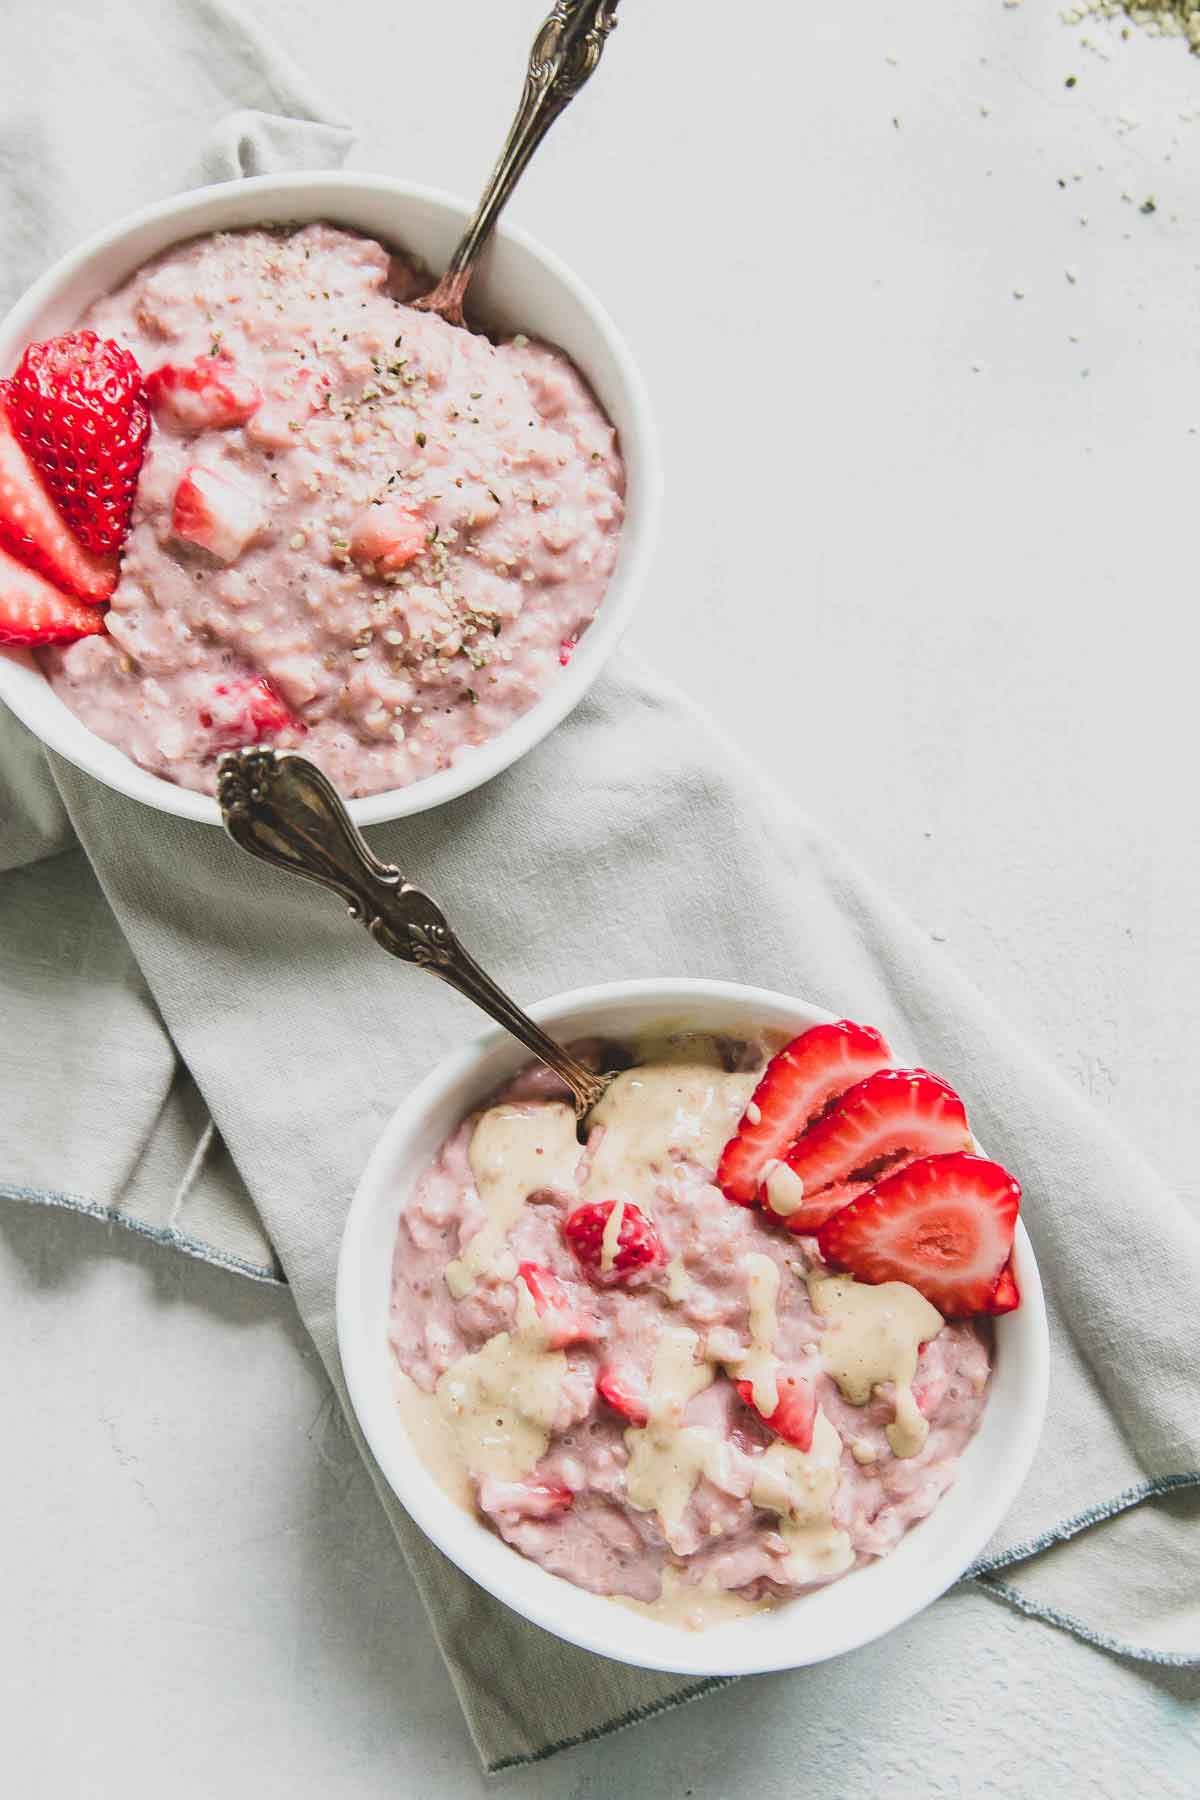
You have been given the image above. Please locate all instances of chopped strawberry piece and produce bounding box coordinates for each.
[595,1365,650,1427]
[0,543,106,644]
[198,675,294,747]
[516,1262,596,1348]
[559,634,578,667]
[562,1198,663,1284]
[717,1021,892,1205]
[0,403,117,600]
[986,1260,1021,1315]
[173,466,266,563]
[735,1367,816,1452]
[145,354,261,433]
[817,1152,1021,1319]
[913,1368,948,1417]
[477,1476,574,1522]
[5,330,149,557]
[349,500,426,571]
[781,1068,972,1233]
[245,367,331,448]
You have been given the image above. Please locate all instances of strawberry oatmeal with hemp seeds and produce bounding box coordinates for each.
[388,1021,1023,1626]
[0,222,624,797]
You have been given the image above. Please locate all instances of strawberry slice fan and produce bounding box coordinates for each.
[716,1019,1021,1319]
[0,330,149,643]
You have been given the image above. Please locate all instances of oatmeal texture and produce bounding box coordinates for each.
[39,223,624,796]
[388,1036,991,1626]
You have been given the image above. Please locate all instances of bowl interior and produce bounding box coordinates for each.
[337,979,1049,1677]
[0,173,659,825]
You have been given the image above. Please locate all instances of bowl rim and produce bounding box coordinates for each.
[0,170,662,827]
[336,976,1050,1677]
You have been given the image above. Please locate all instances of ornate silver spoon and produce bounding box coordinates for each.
[413,0,620,327]
[216,747,613,1124]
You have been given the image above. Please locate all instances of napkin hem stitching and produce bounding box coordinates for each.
[0,1180,285,1286]
[964,1471,1200,1577]
[972,1574,1199,1668]
[486,1675,736,1774]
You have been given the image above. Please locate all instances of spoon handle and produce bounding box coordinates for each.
[216,748,608,1117]
[415,0,621,326]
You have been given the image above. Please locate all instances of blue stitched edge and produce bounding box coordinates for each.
[971,1574,1200,1668]
[1,1180,285,1286]
[487,1675,737,1774]
[966,1471,1200,1578]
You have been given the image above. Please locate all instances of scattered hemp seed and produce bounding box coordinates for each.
[464,688,478,704]
[1065,265,1079,283]
[1140,196,1157,214]
[1065,74,1078,87]
[416,431,427,447]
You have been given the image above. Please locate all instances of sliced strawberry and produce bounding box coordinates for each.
[986,1260,1021,1315]
[476,1475,574,1522]
[562,1198,663,1285]
[349,500,426,572]
[817,1152,1020,1319]
[735,1366,816,1452]
[780,1068,972,1233]
[145,354,261,433]
[198,675,294,746]
[516,1262,597,1348]
[717,1020,892,1205]
[0,543,106,645]
[0,404,117,600]
[595,1365,650,1427]
[5,330,149,557]
[173,466,266,563]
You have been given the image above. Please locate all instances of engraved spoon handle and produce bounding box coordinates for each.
[216,749,609,1120]
[414,0,621,327]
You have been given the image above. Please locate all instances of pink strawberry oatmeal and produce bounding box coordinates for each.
[388,1035,991,1626]
[36,223,624,797]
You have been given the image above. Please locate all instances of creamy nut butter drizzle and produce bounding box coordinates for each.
[808,1274,944,1459]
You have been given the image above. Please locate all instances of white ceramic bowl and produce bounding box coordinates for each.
[337,978,1049,1677]
[0,172,661,826]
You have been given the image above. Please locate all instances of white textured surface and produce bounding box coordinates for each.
[3,0,1200,1792]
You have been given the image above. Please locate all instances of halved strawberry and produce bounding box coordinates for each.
[349,500,426,572]
[562,1198,663,1285]
[476,1476,574,1522]
[145,355,261,433]
[0,405,117,600]
[596,1365,650,1427]
[717,1021,892,1205]
[817,1152,1021,1319]
[986,1260,1021,1315]
[780,1068,972,1233]
[0,542,106,644]
[5,330,149,557]
[198,675,294,746]
[173,466,266,563]
[735,1366,816,1452]
[516,1262,597,1348]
